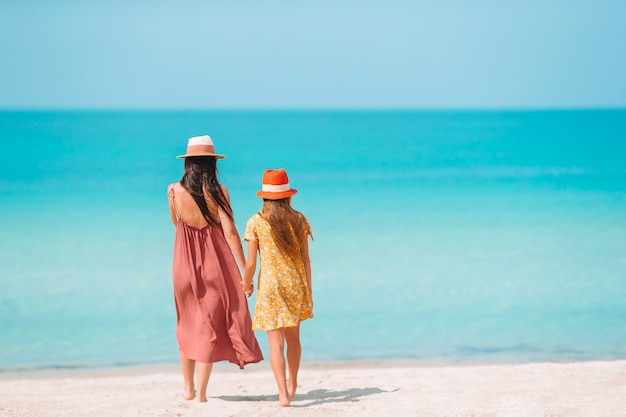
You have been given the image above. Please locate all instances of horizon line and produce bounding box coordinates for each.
[1,105,625,112]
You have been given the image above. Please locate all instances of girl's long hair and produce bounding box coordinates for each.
[180,156,232,225]
[261,198,312,262]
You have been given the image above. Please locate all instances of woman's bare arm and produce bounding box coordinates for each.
[218,186,246,270]
[167,184,178,226]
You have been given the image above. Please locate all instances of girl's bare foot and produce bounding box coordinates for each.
[194,395,207,403]
[279,392,290,407]
[287,379,297,398]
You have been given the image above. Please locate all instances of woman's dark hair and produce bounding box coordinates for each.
[180,156,232,225]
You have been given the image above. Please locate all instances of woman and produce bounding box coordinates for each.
[168,135,263,402]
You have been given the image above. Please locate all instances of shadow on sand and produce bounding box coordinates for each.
[215,387,396,407]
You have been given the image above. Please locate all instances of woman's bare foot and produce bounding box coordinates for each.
[287,379,297,398]
[194,395,207,403]
[182,388,195,401]
[279,392,290,407]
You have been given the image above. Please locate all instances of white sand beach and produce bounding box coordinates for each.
[1,360,625,417]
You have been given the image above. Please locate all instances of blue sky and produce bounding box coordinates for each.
[1,0,625,109]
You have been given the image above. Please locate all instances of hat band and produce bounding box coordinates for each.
[187,144,216,154]
[262,183,291,192]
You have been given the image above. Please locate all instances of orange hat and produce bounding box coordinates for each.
[256,168,298,200]
[177,135,226,159]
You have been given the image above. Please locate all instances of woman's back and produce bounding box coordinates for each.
[169,182,220,228]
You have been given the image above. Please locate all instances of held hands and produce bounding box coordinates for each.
[240,280,254,297]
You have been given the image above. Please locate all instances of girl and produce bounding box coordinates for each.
[241,168,314,407]
[168,135,263,402]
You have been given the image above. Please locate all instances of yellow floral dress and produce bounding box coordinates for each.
[244,213,313,331]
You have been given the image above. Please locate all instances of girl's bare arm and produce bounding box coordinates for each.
[301,233,312,301]
[241,239,258,297]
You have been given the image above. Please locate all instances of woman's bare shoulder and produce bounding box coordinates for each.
[168,183,190,202]
[169,182,187,192]
[220,184,231,199]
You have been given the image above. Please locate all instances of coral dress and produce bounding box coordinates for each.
[171,190,263,369]
[244,213,314,331]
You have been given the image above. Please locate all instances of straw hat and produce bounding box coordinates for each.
[177,135,226,159]
[256,168,298,200]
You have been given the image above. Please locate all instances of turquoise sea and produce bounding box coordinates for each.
[1,109,625,371]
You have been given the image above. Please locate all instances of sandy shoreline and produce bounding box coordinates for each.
[1,359,625,417]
